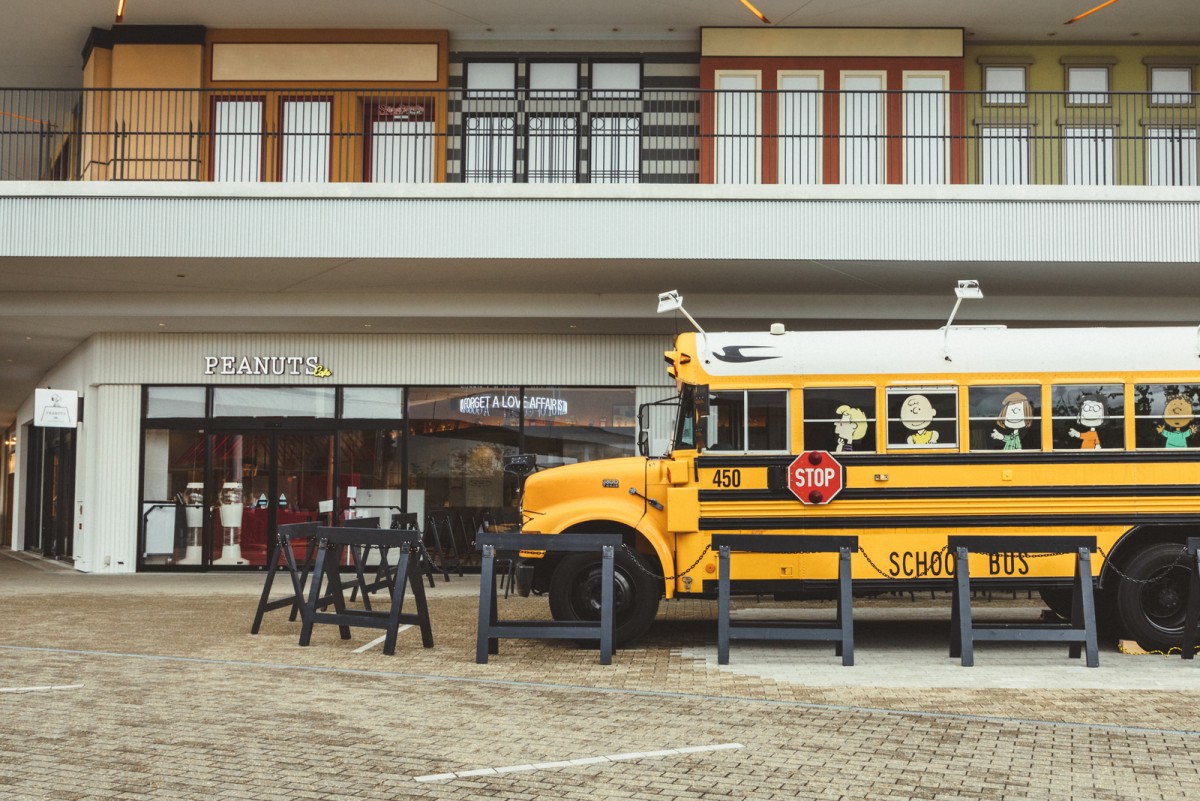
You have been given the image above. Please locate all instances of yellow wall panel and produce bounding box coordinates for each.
[702,27,963,58]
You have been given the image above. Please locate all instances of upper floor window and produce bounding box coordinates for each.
[705,389,788,452]
[1150,66,1193,105]
[1067,66,1110,105]
[466,61,517,98]
[984,66,1027,105]
[212,98,263,182]
[528,62,578,98]
[591,62,641,98]
[280,99,331,182]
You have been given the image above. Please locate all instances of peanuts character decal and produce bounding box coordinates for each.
[1068,395,1105,450]
[833,404,868,452]
[1156,395,1197,448]
[901,394,938,445]
[991,391,1032,450]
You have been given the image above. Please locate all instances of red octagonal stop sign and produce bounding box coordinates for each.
[787,451,845,505]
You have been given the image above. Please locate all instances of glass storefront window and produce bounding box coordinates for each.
[408,387,520,521]
[141,429,206,566]
[146,387,206,418]
[522,387,637,468]
[213,387,335,418]
[339,429,407,523]
[140,383,635,570]
[343,387,404,419]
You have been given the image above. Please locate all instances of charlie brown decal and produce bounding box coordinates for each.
[901,394,938,445]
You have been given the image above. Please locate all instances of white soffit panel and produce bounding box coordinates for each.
[3,189,1197,265]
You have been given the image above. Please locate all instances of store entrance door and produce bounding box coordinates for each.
[207,429,335,568]
[22,425,76,562]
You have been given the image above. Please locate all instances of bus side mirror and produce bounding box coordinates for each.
[694,385,709,452]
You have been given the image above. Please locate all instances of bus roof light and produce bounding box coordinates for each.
[656,289,706,336]
[943,280,985,362]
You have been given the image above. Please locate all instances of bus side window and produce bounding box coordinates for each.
[885,388,958,449]
[802,388,876,453]
[968,385,1041,452]
[707,391,744,450]
[1133,384,1200,450]
[1051,384,1124,451]
[705,390,788,452]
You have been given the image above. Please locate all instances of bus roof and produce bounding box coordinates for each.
[671,326,1200,380]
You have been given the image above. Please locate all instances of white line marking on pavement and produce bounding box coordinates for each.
[414,743,743,782]
[0,684,84,694]
[351,626,412,653]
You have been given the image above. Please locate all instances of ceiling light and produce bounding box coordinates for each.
[115,0,126,23]
[738,0,771,24]
[1064,0,1121,25]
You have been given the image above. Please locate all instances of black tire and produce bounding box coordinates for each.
[1038,587,1074,622]
[548,548,662,647]
[1114,541,1191,653]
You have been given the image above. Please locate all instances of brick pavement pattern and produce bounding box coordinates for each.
[1,550,1198,800]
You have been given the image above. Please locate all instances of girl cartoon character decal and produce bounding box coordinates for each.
[1068,395,1106,450]
[991,391,1032,450]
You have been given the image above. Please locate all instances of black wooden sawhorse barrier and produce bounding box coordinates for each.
[714,534,858,667]
[250,518,381,634]
[296,526,434,655]
[948,535,1098,668]
[348,514,444,606]
[251,521,323,634]
[1183,537,1200,660]
[476,532,621,665]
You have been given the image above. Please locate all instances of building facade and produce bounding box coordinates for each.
[1,2,1198,572]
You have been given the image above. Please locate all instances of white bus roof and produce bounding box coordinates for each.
[678,326,1200,378]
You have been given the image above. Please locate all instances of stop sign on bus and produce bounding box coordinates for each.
[787,451,844,505]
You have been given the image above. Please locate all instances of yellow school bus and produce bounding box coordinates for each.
[518,324,1200,650]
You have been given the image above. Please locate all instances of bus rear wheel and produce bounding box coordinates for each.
[1115,542,1190,653]
[548,548,661,647]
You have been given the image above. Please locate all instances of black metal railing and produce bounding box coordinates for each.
[1,87,1196,186]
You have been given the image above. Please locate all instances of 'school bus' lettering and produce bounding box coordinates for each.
[518,324,1200,652]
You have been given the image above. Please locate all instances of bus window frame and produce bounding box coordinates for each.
[883,385,961,452]
[965,383,1044,453]
[701,387,790,455]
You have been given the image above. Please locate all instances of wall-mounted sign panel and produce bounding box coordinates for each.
[211,43,440,82]
[35,388,79,428]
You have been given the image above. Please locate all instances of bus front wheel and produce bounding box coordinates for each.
[548,548,661,647]
[1115,542,1190,653]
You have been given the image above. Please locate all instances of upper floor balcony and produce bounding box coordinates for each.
[3,86,1197,187]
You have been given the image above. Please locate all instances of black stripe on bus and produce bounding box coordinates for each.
[696,451,1200,468]
[698,485,1200,503]
[697,513,1200,530]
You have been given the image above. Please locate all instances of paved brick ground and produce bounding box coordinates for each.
[2,549,1198,800]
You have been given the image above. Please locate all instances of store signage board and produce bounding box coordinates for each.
[203,355,331,378]
[35,388,79,428]
[458,393,569,417]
